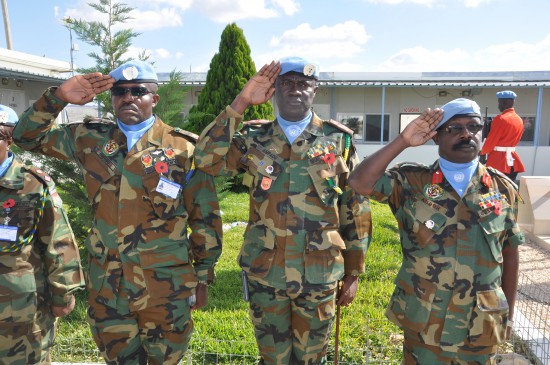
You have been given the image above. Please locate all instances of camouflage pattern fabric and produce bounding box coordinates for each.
[402,330,497,365]
[13,87,222,362]
[0,157,84,364]
[368,160,524,360]
[248,278,335,365]
[194,106,371,364]
[88,286,193,365]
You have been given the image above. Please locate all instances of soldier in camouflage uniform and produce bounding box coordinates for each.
[13,61,223,365]
[349,98,524,365]
[0,105,85,365]
[193,58,371,364]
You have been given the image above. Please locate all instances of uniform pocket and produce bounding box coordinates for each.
[306,156,348,207]
[239,226,276,278]
[139,242,193,298]
[412,199,448,248]
[304,228,345,284]
[386,276,437,332]
[479,211,507,263]
[468,288,508,346]
[142,173,183,220]
[76,150,116,205]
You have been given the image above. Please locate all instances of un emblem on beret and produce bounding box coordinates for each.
[122,66,139,80]
[0,112,8,124]
[303,64,316,77]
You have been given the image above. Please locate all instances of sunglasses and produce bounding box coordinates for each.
[442,124,483,135]
[111,86,154,97]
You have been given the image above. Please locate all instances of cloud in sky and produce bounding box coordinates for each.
[365,0,493,6]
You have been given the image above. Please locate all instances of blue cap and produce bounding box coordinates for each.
[496,90,517,99]
[109,60,158,85]
[279,56,319,79]
[0,105,18,127]
[436,98,481,130]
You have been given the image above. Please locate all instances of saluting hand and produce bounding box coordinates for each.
[54,73,115,105]
[401,108,443,147]
[230,61,281,114]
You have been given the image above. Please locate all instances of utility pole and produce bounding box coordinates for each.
[1,0,13,49]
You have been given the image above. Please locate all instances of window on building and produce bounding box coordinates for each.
[365,114,390,143]
[337,113,364,140]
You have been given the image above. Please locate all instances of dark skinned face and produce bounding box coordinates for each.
[274,72,318,121]
[433,116,483,163]
[111,83,159,125]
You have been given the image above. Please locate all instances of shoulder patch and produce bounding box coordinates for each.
[82,116,115,125]
[173,127,199,143]
[486,166,519,190]
[24,166,64,207]
[325,119,354,136]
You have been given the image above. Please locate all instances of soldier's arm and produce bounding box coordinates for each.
[184,168,223,299]
[194,62,279,176]
[38,183,85,316]
[13,88,79,161]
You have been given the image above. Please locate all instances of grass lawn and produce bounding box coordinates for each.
[53,193,403,363]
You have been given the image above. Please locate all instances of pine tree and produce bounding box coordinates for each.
[188,23,274,133]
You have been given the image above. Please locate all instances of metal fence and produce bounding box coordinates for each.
[52,271,550,365]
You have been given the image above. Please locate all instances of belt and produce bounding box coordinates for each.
[493,146,516,166]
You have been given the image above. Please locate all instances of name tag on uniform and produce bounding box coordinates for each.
[0,225,17,242]
[156,176,181,199]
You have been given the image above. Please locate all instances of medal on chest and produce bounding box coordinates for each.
[424,170,444,199]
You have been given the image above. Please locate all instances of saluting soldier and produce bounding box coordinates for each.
[12,61,222,365]
[349,98,523,364]
[193,58,372,364]
[0,105,85,364]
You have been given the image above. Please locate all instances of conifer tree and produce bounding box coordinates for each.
[188,23,274,133]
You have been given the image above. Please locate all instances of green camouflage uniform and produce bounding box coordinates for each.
[194,107,371,364]
[368,160,524,364]
[0,156,84,365]
[13,88,223,365]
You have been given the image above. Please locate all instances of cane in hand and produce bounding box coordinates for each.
[334,281,342,365]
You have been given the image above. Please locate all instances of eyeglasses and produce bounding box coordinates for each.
[111,86,154,97]
[442,124,483,135]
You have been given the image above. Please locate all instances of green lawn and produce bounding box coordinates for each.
[53,194,403,364]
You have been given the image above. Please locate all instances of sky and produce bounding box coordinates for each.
[2,0,550,74]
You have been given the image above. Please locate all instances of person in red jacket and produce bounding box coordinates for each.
[480,90,525,180]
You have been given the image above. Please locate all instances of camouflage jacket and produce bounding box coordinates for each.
[369,160,524,351]
[13,88,222,311]
[194,106,371,292]
[0,156,84,327]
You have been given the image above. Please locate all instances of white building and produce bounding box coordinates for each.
[165,71,550,177]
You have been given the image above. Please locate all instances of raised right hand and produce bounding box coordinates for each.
[401,108,443,147]
[54,73,115,105]
[231,61,280,114]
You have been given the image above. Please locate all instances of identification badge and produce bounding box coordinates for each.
[260,176,272,190]
[0,225,18,242]
[156,177,181,199]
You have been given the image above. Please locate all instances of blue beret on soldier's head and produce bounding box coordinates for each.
[279,56,319,79]
[435,98,481,130]
[0,104,18,127]
[496,90,517,99]
[109,60,158,85]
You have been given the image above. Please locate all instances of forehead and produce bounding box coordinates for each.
[445,116,482,126]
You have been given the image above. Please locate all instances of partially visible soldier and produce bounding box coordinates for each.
[0,104,85,364]
[349,98,524,364]
[13,61,223,365]
[480,90,525,181]
[193,58,371,364]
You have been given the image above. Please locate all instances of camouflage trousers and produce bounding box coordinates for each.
[0,298,56,365]
[402,331,498,365]
[87,296,193,365]
[248,279,336,365]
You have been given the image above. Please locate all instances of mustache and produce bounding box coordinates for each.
[452,140,477,150]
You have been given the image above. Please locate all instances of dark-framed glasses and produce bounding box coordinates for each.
[111,86,154,97]
[277,78,315,89]
[442,124,483,135]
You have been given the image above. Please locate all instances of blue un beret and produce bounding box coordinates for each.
[436,98,481,130]
[496,90,517,99]
[109,60,158,85]
[0,104,18,127]
[279,56,319,79]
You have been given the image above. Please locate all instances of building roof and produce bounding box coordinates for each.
[158,70,550,88]
[0,48,71,83]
